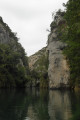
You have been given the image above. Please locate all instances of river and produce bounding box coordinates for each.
[0,88,80,120]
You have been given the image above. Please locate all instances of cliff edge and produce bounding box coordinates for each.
[48,11,70,89]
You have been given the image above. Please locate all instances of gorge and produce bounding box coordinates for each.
[0,0,80,89]
[28,11,70,89]
[0,0,80,120]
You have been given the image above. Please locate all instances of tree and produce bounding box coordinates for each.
[64,0,80,87]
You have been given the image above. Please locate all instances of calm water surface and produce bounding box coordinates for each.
[0,89,80,120]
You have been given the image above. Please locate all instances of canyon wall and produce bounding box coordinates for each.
[48,12,70,89]
[0,17,29,88]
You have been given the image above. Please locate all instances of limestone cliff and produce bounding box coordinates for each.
[0,17,29,68]
[48,11,70,89]
[0,17,17,45]
[29,47,48,71]
[0,17,29,88]
[28,11,70,89]
[28,47,49,88]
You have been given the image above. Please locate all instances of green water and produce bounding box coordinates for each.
[0,89,80,120]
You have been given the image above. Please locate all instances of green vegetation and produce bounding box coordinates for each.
[0,17,49,88]
[0,43,29,88]
[70,92,80,120]
[29,48,49,88]
[50,0,80,88]
[1,0,80,89]
[0,17,30,88]
[36,54,48,88]
[64,0,80,87]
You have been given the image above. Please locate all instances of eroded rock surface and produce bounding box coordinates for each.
[48,14,70,89]
[28,47,48,71]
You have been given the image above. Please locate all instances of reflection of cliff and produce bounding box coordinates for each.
[27,106,38,120]
[48,91,72,120]
[1,89,79,120]
[27,89,49,120]
[0,89,49,120]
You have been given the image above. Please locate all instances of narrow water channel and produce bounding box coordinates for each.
[0,88,80,120]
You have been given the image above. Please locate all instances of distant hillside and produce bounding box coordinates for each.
[28,47,49,88]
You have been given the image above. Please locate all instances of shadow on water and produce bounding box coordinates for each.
[0,88,49,120]
[69,91,80,120]
[0,89,80,120]
[0,89,29,120]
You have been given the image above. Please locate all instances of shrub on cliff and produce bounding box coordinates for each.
[0,17,30,88]
[0,44,29,88]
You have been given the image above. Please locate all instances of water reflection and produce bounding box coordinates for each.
[27,89,49,120]
[48,91,72,120]
[0,89,80,120]
[0,89,49,120]
[0,89,29,120]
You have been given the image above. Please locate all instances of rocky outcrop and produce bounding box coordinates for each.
[28,47,49,88]
[0,17,29,88]
[28,11,70,89]
[0,24,9,44]
[0,17,28,68]
[0,17,16,44]
[48,12,70,89]
[28,47,48,71]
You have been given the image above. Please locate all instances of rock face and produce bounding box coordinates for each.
[28,47,48,71]
[28,12,70,89]
[0,24,9,44]
[48,13,70,89]
[0,17,28,68]
[28,47,49,88]
[0,17,29,88]
[0,17,16,44]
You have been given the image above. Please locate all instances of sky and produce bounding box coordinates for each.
[0,0,68,56]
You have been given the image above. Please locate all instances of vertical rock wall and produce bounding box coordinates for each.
[0,17,29,72]
[0,23,10,44]
[48,14,70,89]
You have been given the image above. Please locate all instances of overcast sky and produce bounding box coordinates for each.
[0,0,68,56]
